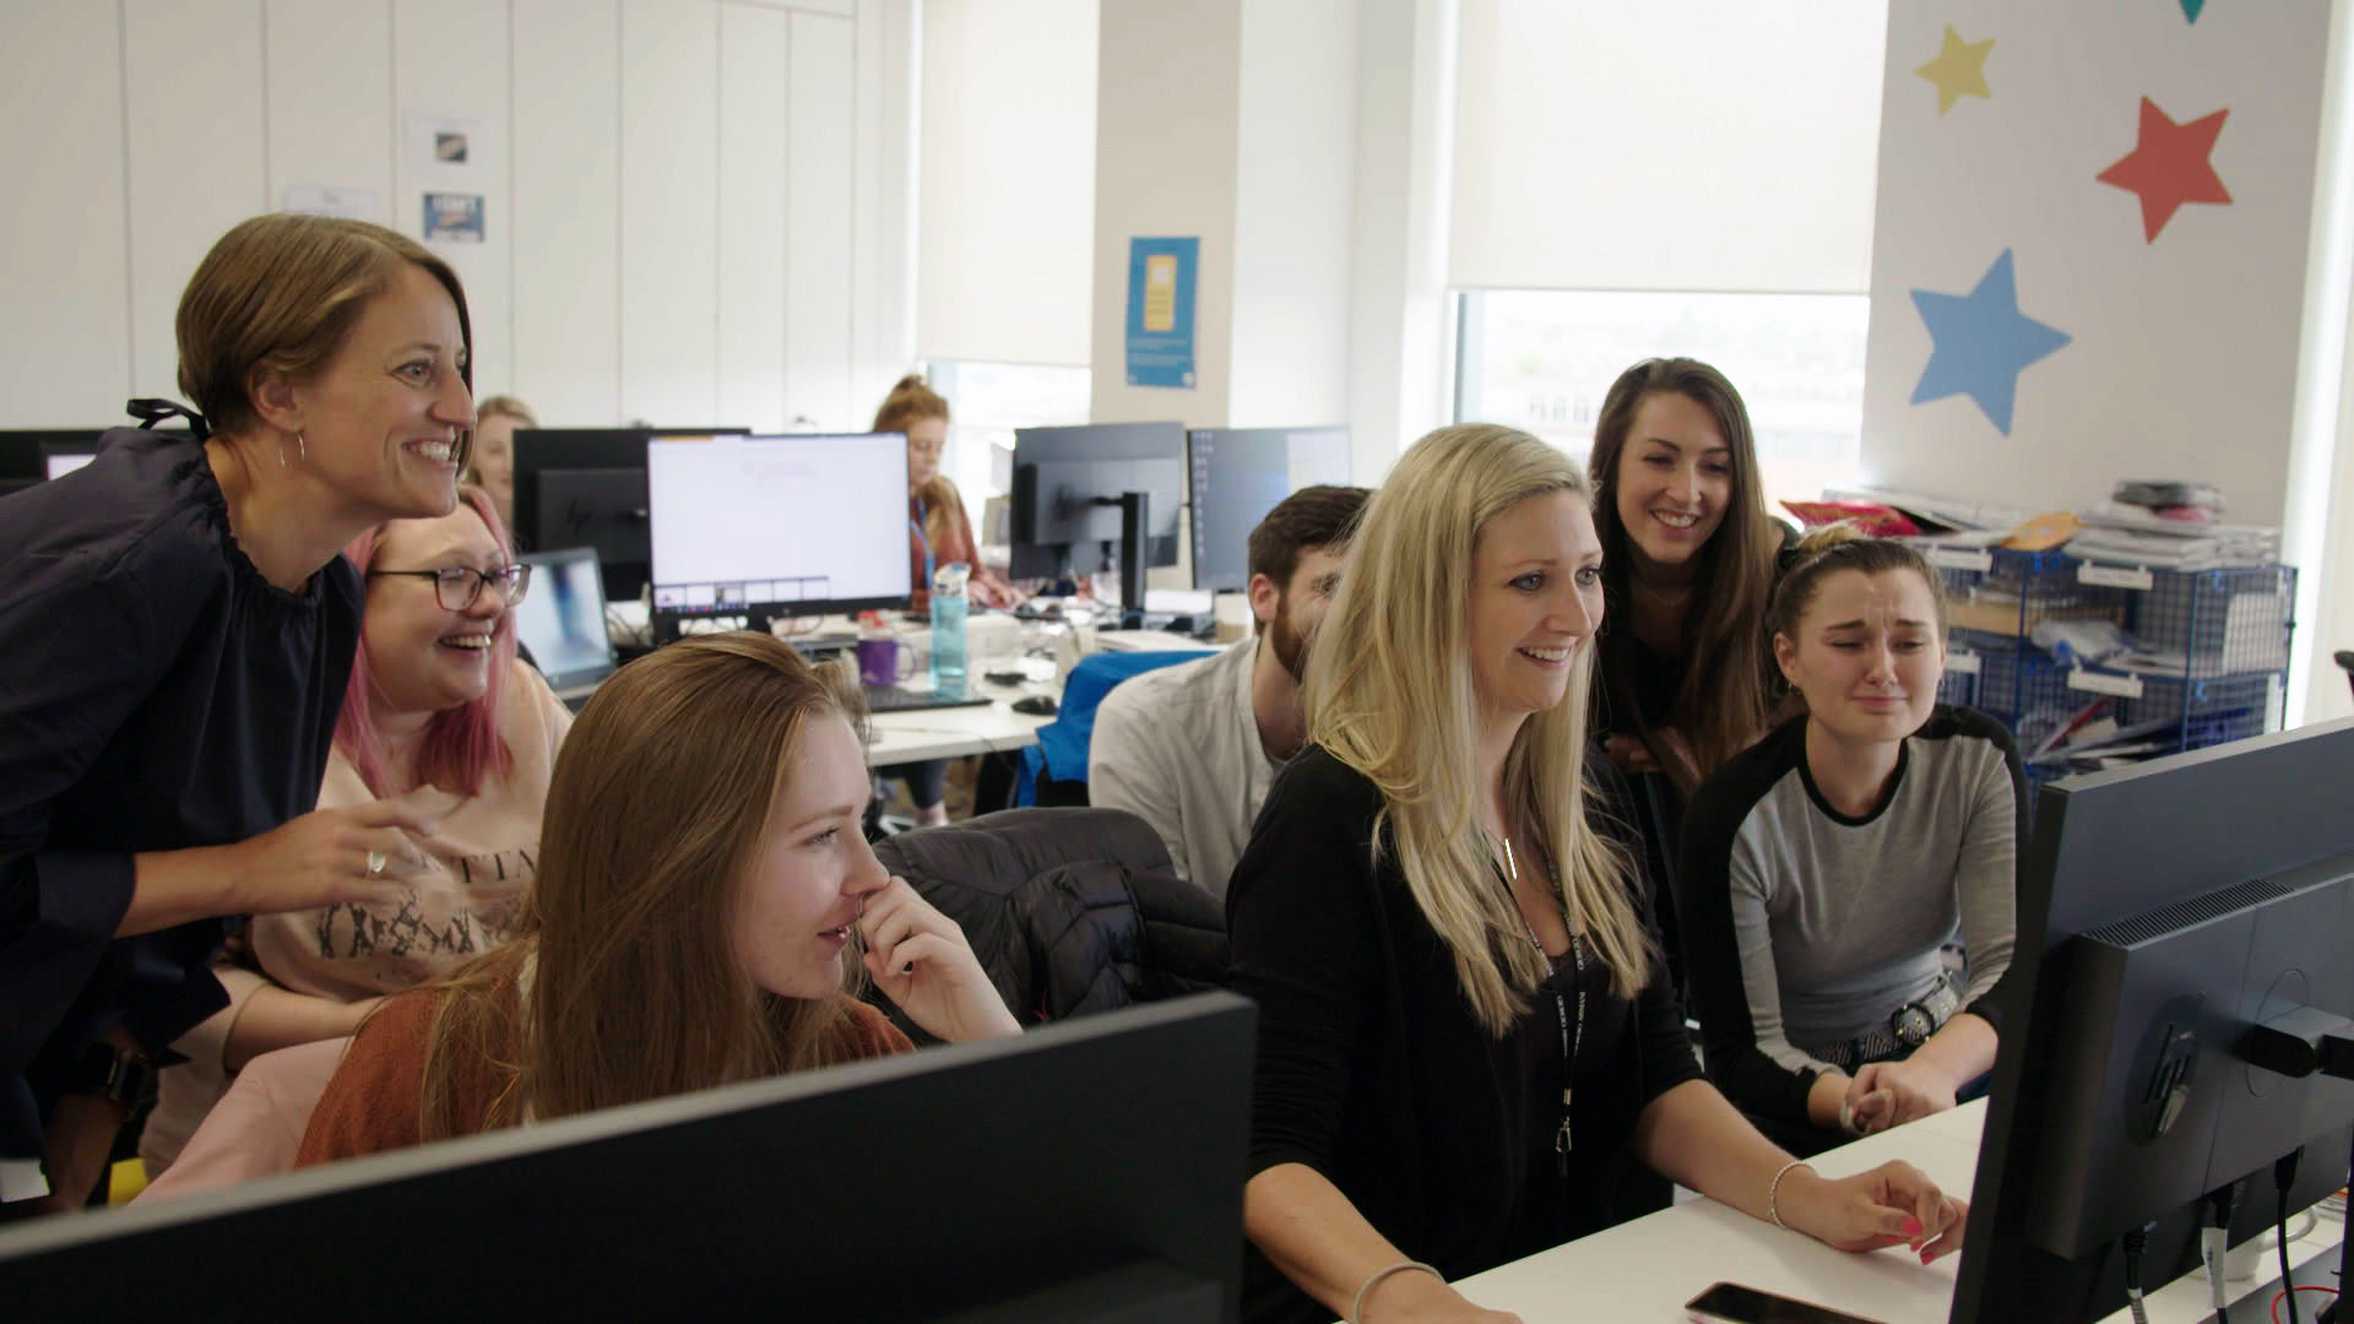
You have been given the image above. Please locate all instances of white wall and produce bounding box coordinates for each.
[917,0,1097,369]
[1088,0,1241,429]
[1229,0,1359,432]
[1859,2,2331,522]
[2292,0,2354,726]
[1345,0,1456,479]
[0,0,911,434]
[0,1,133,423]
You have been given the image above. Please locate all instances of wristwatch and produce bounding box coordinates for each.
[1891,1001,1938,1049]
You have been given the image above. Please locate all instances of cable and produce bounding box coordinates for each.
[2281,1148,2308,1324]
[2124,1223,2155,1324]
[2276,1287,2338,1324]
[2209,1182,2246,1323]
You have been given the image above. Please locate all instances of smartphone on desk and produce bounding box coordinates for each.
[1685,1282,1885,1324]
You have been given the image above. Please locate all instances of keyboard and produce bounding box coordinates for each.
[862,684,995,714]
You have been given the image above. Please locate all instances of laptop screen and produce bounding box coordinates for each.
[516,548,616,689]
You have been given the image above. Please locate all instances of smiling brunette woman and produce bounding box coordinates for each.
[1678,526,2025,1158]
[140,486,577,1177]
[1582,359,1792,997]
[1227,428,1967,1324]
[295,632,1018,1163]
[0,214,478,1215]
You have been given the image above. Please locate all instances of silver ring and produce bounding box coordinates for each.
[366,849,388,878]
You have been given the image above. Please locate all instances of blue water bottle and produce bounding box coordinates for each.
[930,561,971,698]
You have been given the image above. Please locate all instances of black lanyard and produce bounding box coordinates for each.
[1499,837,1586,1178]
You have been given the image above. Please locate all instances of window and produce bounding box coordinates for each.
[1452,289,1871,516]
[921,359,1093,543]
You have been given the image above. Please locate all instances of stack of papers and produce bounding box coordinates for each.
[1823,487,2034,533]
[2069,502,2279,569]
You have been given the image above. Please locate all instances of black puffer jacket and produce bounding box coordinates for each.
[868,807,1229,1041]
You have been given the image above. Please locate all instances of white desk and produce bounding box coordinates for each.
[864,676,1057,764]
[1449,1100,2344,1322]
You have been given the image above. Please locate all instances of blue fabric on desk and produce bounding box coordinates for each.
[1016,651,1206,805]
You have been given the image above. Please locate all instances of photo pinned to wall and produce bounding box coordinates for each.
[404,113,487,176]
[423,193,486,243]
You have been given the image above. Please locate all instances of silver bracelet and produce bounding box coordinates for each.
[1350,1259,1443,1324]
[1769,1159,1813,1231]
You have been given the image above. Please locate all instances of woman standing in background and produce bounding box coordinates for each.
[1585,358,1792,989]
[462,394,537,536]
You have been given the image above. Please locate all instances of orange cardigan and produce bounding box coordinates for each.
[296,985,913,1166]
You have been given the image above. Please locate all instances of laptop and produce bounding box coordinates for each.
[516,547,620,711]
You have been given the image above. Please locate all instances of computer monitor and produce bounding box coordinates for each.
[0,429,99,486]
[41,443,98,481]
[514,547,618,694]
[646,431,912,634]
[1952,720,2354,1322]
[0,994,1256,1322]
[1186,426,1353,593]
[1010,422,1187,617]
[510,427,750,605]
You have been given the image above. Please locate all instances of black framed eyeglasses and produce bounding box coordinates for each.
[367,563,532,611]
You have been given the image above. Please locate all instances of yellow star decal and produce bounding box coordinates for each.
[1914,24,1994,116]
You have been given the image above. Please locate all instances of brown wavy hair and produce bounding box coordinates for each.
[1587,357,1781,783]
[417,632,870,1138]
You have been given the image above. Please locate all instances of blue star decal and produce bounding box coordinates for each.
[1908,249,2072,436]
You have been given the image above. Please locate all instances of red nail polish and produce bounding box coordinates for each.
[1903,1217,1923,1237]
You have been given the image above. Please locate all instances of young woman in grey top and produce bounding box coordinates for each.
[1680,528,2024,1156]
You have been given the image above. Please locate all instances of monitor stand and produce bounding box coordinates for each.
[650,610,855,653]
[1087,491,1152,630]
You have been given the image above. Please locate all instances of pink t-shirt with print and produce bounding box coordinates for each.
[142,658,572,1173]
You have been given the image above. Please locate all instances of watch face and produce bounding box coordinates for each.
[1892,1006,1934,1046]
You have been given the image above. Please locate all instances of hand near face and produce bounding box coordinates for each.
[856,877,1022,1043]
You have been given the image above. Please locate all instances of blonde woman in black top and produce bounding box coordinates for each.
[1227,425,1967,1324]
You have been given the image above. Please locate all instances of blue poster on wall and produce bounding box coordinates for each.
[1125,236,1198,389]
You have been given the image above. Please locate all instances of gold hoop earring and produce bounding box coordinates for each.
[298,432,308,463]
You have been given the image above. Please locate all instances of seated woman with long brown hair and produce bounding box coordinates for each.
[296,633,1021,1160]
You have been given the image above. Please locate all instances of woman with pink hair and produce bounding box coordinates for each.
[141,485,572,1176]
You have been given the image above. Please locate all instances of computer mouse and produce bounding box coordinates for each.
[1011,694,1059,717]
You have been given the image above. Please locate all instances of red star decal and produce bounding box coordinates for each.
[2097,97,2232,242]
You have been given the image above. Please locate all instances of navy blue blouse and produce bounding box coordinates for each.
[0,429,360,1177]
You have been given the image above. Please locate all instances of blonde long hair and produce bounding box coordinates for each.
[419,633,868,1138]
[1303,424,1651,1031]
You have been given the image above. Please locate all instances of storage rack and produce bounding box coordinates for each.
[1925,546,2295,794]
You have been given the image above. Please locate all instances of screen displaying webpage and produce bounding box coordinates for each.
[647,433,912,614]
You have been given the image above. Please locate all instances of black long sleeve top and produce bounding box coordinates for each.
[1225,746,1703,1324]
[0,429,360,1176]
